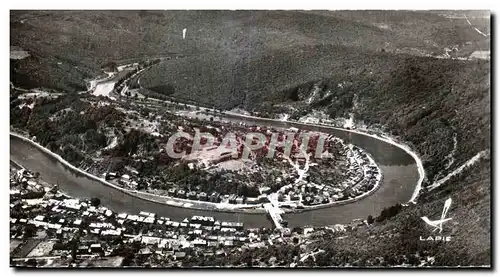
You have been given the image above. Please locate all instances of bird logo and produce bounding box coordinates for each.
[420,198,453,233]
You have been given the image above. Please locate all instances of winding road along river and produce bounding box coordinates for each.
[10,114,420,228]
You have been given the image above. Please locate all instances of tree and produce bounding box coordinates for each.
[90,197,101,207]
[25,259,37,267]
[367,215,374,225]
[101,61,118,72]
[23,224,37,238]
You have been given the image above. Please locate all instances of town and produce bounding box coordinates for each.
[10,164,365,267]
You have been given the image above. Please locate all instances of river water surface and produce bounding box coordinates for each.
[10,115,419,228]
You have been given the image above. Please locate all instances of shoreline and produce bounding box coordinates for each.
[130,95,425,205]
[10,133,264,214]
[10,130,386,215]
[220,111,426,204]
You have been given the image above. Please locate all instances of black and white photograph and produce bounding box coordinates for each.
[8,7,491,268]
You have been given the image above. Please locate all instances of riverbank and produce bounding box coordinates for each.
[129,95,424,204]
[10,132,268,214]
[9,131,385,214]
[220,110,425,204]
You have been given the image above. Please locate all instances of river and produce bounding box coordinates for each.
[10,114,420,228]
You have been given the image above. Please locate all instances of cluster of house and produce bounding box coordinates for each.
[341,145,382,199]
[10,167,293,264]
[274,143,382,207]
[104,170,274,206]
[12,166,377,267]
[104,172,139,191]
[100,136,380,210]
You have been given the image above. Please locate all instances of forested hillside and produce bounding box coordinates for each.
[11,10,487,93]
[10,10,490,266]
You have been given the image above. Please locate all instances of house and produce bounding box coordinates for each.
[197,192,208,201]
[138,247,153,256]
[281,228,291,237]
[106,172,117,180]
[187,191,197,200]
[62,199,82,211]
[215,249,226,256]
[174,251,186,260]
[117,213,128,220]
[260,187,271,194]
[207,241,218,247]
[130,181,138,189]
[139,211,150,217]
[168,188,177,196]
[177,190,186,198]
[121,174,130,182]
[102,229,122,238]
[209,192,220,203]
[246,197,259,204]
[228,194,237,204]
[236,196,244,204]
[90,243,104,253]
[78,245,90,254]
[192,239,207,247]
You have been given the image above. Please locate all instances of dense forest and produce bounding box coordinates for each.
[10,10,490,267]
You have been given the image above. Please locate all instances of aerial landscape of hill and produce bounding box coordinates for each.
[9,10,490,268]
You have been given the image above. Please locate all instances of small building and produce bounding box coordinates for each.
[209,192,220,203]
[78,245,90,254]
[228,194,237,204]
[107,172,117,180]
[187,191,197,200]
[235,196,244,204]
[90,243,104,253]
[192,239,207,247]
[197,192,207,201]
[139,211,150,217]
[177,190,186,198]
[121,174,130,182]
[174,251,186,260]
[246,197,259,204]
[260,187,271,194]
[168,188,177,196]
